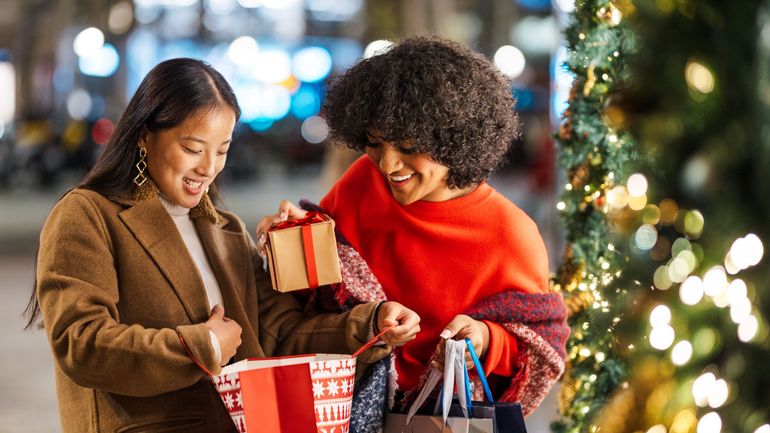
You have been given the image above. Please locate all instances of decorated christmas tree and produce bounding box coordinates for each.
[554,1,770,432]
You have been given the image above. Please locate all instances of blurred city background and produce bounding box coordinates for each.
[0,0,574,431]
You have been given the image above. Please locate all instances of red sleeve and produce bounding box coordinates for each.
[480,320,519,377]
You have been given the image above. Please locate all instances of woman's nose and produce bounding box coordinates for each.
[196,151,217,176]
[379,145,402,173]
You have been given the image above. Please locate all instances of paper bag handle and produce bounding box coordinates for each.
[352,325,394,358]
[178,323,393,378]
[465,338,495,403]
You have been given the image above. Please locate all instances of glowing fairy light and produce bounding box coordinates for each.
[671,340,692,366]
[707,379,729,408]
[727,279,748,305]
[73,27,105,57]
[635,224,658,251]
[738,315,759,342]
[697,412,722,433]
[692,372,716,407]
[557,201,567,211]
[650,325,675,350]
[654,266,673,290]
[649,305,672,327]
[607,185,629,209]
[703,266,728,297]
[685,60,715,94]
[667,257,691,283]
[627,173,648,197]
[728,233,764,271]
[754,424,770,433]
[647,425,667,433]
[729,297,752,324]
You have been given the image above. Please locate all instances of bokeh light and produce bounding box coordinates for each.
[685,59,715,94]
[627,173,648,197]
[680,276,704,305]
[671,340,692,366]
[738,315,759,342]
[696,412,721,433]
[649,305,672,328]
[108,2,134,34]
[692,372,716,407]
[493,45,526,79]
[292,46,332,83]
[635,224,658,251]
[228,36,259,66]
[708,379,729,408]
[91,118,114,146]
[78,43,120,77]
[251,49,291,83]
[66,89,92,121]
[300,116,329,144]
[363,40,393,59]
[73,27,105,57]
[650,325,675,350]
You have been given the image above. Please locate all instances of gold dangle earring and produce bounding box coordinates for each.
[133,147,148,186]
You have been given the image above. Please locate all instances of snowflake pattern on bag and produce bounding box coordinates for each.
[311,358,357,433]
[213,373,247,433]
[212,358,357,433]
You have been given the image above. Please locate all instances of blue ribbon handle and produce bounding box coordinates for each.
[465,338,495,403]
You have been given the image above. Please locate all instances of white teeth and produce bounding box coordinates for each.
[183,178,203,189]
[390,174,413,182]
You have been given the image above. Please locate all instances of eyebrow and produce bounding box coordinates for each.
[180,136,232,145]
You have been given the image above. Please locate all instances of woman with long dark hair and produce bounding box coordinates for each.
[24,58,419,433]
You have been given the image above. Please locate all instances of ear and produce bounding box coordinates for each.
[138,126,150,149]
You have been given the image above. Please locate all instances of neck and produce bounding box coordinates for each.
[158,194,191,216]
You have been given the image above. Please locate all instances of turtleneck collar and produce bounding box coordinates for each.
[158,194,191,217]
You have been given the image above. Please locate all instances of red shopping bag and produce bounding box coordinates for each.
[180,328,389,433]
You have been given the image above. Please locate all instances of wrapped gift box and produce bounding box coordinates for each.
[265,212,342,292]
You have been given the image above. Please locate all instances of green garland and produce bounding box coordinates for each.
[551,1,637,432]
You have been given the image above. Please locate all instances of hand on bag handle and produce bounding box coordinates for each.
[352,325,395,358]
[376,301,421,347]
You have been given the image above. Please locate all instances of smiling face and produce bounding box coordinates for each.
[142,106,236,208]
[364,130,473,205]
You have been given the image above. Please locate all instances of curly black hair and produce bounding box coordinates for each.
[321,35,520,189]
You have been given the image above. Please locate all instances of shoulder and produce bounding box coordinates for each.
[48,188,121,224]
[482,189,542,235]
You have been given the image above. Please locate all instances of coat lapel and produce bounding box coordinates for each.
[118,199,210,323]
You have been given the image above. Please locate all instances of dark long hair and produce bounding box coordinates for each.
[23,58,241,329]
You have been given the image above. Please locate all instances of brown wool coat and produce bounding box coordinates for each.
[36,186,387,433]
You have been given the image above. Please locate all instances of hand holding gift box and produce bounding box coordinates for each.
[264,211,342,292]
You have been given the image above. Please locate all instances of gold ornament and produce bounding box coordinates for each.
[583,65,597,96]
[558,367,581,414]
[565,290,596,317]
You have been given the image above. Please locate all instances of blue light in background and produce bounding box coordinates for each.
[249,118,274,132]
[516,0,552,12]
[261,85,291,120]
[292,46,332,83]
[79,43,120,77]
[512,87,535,111]
[291,85,321,119]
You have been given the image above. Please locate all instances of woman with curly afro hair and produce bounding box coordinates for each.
[257,35,568,425]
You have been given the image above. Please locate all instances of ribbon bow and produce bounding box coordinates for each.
[269,211,325,231]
